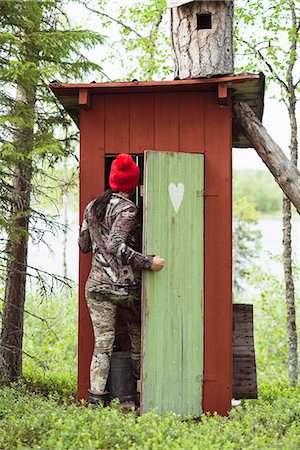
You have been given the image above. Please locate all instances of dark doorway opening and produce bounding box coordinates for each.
[104,154,145,403]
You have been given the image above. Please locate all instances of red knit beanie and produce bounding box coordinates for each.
[109,154,140,192]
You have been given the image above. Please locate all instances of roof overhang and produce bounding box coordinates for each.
[50,73,265,149]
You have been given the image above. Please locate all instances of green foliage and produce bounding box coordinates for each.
[0,0,105,164]
[22,292,78,397]
[0,381,300,449]
[236,0,299,387]
[0,257,298,449]
[245,257,300,384]
[233,170,282,215]
[235,0,300,103]
[232,198,262,297]
[0,0,105,241]
[92,0,172,81]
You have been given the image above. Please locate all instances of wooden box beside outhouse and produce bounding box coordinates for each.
[51,74,264,416]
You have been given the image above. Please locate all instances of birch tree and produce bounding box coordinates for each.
[235,0,300,386]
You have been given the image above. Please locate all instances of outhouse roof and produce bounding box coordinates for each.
[167,0,231,7]
[50,72,265,149]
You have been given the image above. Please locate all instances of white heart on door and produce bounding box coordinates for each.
[168,183,184,213]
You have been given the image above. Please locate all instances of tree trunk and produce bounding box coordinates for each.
[232,101,300,215]
[0,86,34,381]
[0,162,32,380]
[283,196,297,385]
[170,1,234,79]
[62,157,68,280]
[283,78,298,386]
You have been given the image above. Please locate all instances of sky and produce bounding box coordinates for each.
[66,0,298,171]
[234,98,291,170]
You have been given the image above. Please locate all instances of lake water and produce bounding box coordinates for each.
[27,215,300,286]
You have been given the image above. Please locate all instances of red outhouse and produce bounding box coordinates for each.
[51,74,264,416]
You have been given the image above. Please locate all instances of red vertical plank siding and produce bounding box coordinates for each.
[77,87,233,414]
[105,94,130,154]
[130,94,154,154]
[78,95,105,401]
[154,93,180,151]
[203,92,232,415]
[179,92,205,153]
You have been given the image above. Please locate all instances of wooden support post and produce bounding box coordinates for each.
[233,101,300,214]
[79,89,91,109]
[218,82,228,106]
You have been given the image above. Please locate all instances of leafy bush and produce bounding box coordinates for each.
[0,381,300,449]
[2,253,297,449]
[233,170,283,215]
[22,291,77,397]
[242,255,300,385]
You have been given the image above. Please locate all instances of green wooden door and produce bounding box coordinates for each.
[142,151,204,417]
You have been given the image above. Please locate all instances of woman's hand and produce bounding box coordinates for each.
[151,256,165,272]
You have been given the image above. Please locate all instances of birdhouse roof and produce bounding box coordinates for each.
[167,0,231,7]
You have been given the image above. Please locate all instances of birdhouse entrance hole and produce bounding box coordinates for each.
[197,13,212,30]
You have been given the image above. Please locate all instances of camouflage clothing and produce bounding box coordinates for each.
[86,290,140,393]
[79,193,153,296]
[79,193,153,393]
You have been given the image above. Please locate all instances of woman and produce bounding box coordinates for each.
[78,153,165,406]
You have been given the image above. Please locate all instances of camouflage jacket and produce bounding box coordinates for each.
[78,193,153,296]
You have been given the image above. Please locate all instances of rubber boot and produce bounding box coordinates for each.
[88,390,110,408]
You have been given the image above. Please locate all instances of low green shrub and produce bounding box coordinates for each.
[22,291,77,398]
[5,255,297,449]
[243,256,300,385]
[0,381,299,449]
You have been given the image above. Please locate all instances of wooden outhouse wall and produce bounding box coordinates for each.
[78,89,232,415]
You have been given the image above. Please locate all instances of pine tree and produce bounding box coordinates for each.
[0,0,104,380]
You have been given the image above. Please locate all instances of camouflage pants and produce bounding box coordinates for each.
[86,290,141,394]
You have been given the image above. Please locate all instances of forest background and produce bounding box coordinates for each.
[0,0,300,449]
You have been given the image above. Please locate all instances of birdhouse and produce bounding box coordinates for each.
[51,73,263,417]
[167,0,234,78]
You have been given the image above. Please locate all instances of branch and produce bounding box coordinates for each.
[81,1,143,38]
[233,101,300,214]
[255,50,288,92]
[0,343,48,370]
[150,13,163,43]
[240,37,288,92]
[1,254,75,296]
[24,308,55,323]
[286,1,299,93]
